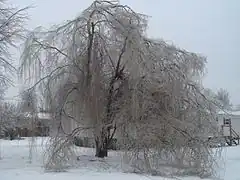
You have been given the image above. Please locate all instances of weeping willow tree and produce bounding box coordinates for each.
[19,0,220,177]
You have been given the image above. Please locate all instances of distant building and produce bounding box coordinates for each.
[16,112,51,137]
[217,110,240,136]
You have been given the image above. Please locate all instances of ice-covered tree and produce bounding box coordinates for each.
[0,0,28,89]
[216,88,232,110]
[0,0,28,138]
[0,102,20,139]
[20,0,219,177]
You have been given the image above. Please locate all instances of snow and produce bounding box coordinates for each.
[0,138,239,180]
[25,112,52,120]
[218,110,240,116]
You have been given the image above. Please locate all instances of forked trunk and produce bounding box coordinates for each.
[95,137,108,158]
[95,126,116,158]
[95,145,108,158]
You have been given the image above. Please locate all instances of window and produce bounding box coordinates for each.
[223,118,231,125]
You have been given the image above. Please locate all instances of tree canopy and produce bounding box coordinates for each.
[19,0,219,177]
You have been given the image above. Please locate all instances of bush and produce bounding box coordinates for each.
[73,136,83,147]
[3,128,17,140]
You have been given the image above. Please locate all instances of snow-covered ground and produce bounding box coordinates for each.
[0,138,239,180]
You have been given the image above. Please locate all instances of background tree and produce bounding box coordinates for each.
[0,0,28,139]
[234,104,240,111]
[0,102,20,140]
[0,0,28,89]
[216,88,232,110]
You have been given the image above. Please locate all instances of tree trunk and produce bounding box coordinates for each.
[95,146,108,158]
[95,138,108,158]
[9,129,15,140]
[9,134,14,140]
[95,137,108,158]
[95,125,116,158]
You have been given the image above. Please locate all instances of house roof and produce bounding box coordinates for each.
[24,112,52,120]
[21,112,52,127]
[218,110,240,116]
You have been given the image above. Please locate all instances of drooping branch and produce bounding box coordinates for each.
[19,0,220,177]
[0,2,29,88]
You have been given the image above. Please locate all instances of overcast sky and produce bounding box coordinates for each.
[7,0,240,104]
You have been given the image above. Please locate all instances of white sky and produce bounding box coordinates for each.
[6,0,240,104]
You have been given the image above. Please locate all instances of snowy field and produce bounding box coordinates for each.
[0,138,239,180]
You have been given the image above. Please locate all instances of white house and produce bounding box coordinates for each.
[217,110,240,137]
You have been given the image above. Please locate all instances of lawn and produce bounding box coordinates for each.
[0,137,238,180]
